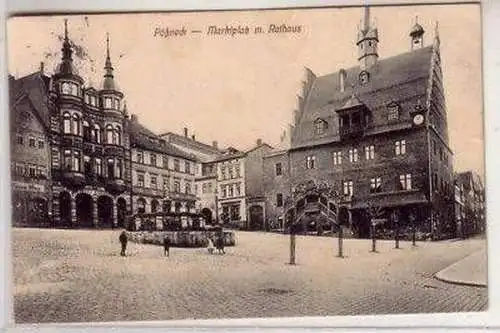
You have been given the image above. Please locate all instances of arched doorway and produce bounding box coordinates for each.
[137,197,146,214]
[59,191,72,227]
[97,196,114,228]
[151,199,159,213]
[116,197,127,228]
[31,197,49,227]
[201,208,213,224]
[249,205,264,230]
[76,193,94,228]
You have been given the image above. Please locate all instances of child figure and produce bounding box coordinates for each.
[207,238,215,255]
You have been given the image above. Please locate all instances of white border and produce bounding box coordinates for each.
[1,0,497,331]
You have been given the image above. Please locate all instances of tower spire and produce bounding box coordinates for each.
[363,6,370,32]
[56,18,78,75]
[102,32,118,91]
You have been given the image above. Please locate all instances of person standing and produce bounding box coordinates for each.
[119,230,128,257]
[163,236,171,257]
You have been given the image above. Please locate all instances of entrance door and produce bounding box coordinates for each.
[59,191,72,228]
[249,205,264,231]
[116,197,127,228]
[76,193,94,228]
[97,196,114,228]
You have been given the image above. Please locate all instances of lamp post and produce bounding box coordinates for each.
[371,220,377,252]
[289,222,296,265]
[214,187,219,225]
[409,210,416,246]
[337,207,348,258]
[392,210,400,249]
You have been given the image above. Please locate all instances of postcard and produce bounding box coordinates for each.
[6,3,486,325]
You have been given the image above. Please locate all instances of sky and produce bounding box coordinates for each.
[7,4,483,178]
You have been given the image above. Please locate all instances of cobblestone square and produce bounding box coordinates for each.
[12,228,487,323]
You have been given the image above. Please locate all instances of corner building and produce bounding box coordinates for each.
[9,20,198,228]
[280,8,455,238]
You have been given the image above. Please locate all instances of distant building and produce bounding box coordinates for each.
[160,128,223,224]
[264,8,455,239]
[455,171,485,237]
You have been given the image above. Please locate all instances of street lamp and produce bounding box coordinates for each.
[214,186,219,225]
[392,209,400,249]
[409,210,416,246]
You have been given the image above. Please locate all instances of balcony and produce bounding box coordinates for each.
[339,124,365,140]
[60,170,86,187]
[103,144,126,157]
[105,177,127,194]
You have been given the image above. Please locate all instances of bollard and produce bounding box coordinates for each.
[371,223,377,252]
[337,226,344,258]
[395,222,400,249]
[289,232,296,265]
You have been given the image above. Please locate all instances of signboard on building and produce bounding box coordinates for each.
[12,181,45,193]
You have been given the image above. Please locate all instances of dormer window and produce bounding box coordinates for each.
[314,118,328,135]
[359,71,369,85]
[387,102,400,121]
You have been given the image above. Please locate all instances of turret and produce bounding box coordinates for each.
[100,33,124,113]
[410,16,425,50]
[356,6,379,70]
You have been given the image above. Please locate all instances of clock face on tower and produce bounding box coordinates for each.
[413,114,424,125]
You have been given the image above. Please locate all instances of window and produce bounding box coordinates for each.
[365,146,375,160]
[185,182,191,194]
[107,158,114,178]
[72,114,80,135]
[137,173,145,187]
[28,165,36,177]
[73,151,81,172]
[174,180,181,193]
[71,83,78,96]
[16,135,23,145]
[63,113,71,134]
[83,121,91,141]
[370,177,382,193]
[159,177,168,193]
[64,150,72,170]
[174,159,180,171]
[90,96,97,106]
[235,163,241,177]
[228,184,234,197]
[275,162,283,176]
[84,155,92,175]
[395,140,406,156]
[150,175,157,189]
[116,159,123,179]
[228,165,234,179]
[136,151,144,163]
[29,137,36,147]
[343,180,354,196]
[306,155,316,169]
[106,125,113,144]
[115,126,121,145]
[15,163,24,175]
[315,119,327,135]
[221,165,227,180]
[400,174,412,190]
[202,183,207,194]
[432,173,438,189]
[93,124,101,143]
[276,193,283,207]
[150,153,157,166]
[235,183,240,196]
[61,82,71,94]
[185,161,190,174]
[387,102,400,121]
[104,97,112,108]
[163,156,169,169]
[359,71,369,85]
[439,147,444,161]
[349,149,358,163]
[95,158,102,176]
[332,152,342,165]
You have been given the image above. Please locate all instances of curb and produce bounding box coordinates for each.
[433,274,487,288]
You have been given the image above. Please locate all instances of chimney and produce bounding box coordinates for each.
[183,127,188,138]
[131,114,138,122]
[339,69,346,92]
[40,62,44,75]
[257,138,262,146]
[191,134,196,141]
[212,140,218,148]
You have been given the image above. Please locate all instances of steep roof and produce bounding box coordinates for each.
[9,71,51,129]
[292,45,434,149]
[128,121,197,162]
